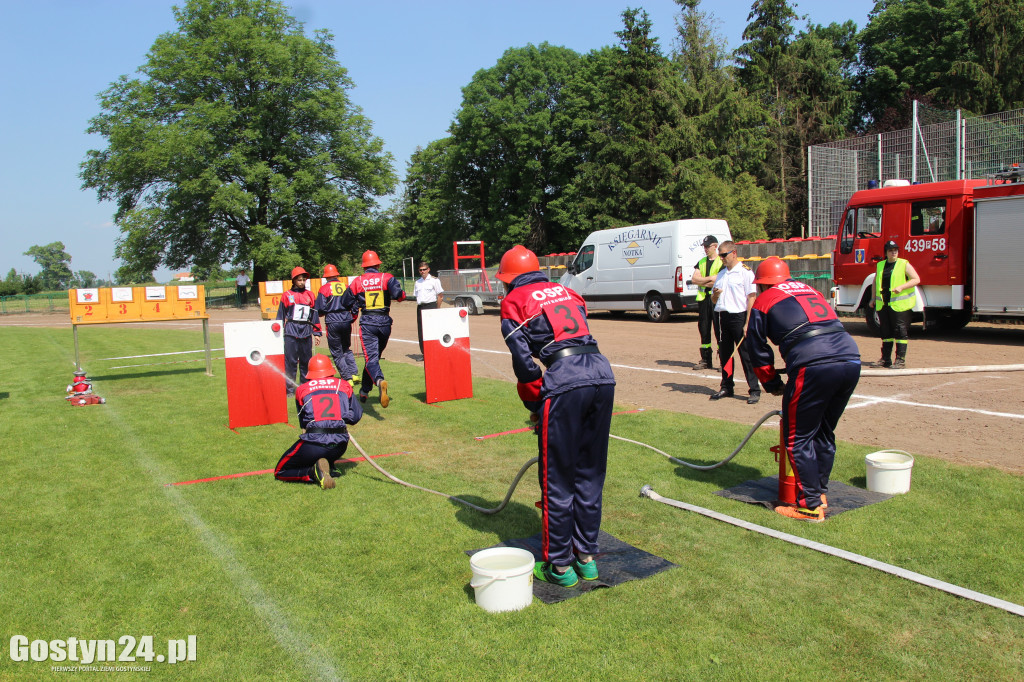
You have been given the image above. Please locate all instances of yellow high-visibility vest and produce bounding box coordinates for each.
[875,258,916,312]
[695,256,723,302]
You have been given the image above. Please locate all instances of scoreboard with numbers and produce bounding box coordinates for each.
[68,285,208,324]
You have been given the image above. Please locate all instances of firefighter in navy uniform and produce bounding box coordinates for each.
[276,266,321,394]
[498,245,616,587]
[339,250,406,408]
[745,257,861,522]
[314,264,359,385]
[274,355,363,489]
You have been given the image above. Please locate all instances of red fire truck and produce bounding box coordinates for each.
[831,167,1024,331]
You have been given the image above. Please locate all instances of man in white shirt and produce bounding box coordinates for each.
[710,241,761,404]
[413,262,444,354]
[236,270,250,306]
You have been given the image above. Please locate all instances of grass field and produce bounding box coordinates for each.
[1,324,1022,681]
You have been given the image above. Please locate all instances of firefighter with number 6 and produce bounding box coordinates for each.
[497,245,616,587]
[339,250,406,408]
[315,264,359,385]
[745,257,861,523]
[274,354,363,489]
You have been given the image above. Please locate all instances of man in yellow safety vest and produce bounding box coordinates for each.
[690,235,723,370]
[874,240,921,369]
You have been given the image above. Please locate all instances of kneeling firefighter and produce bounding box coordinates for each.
[274,354,363,489]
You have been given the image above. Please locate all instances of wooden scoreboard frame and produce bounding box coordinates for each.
[68,285,213,375]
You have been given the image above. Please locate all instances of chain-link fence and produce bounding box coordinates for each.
[808,104,1024,237]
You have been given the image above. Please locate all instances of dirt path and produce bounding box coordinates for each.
[10,304,1023,473]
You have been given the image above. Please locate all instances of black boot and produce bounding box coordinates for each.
[695,347,712,370]
[874,342,893,368]
[892,344,907,369]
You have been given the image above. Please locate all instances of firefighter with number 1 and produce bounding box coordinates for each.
[339,250,406,408]
[498,245,616,588]
[276,266,321,395]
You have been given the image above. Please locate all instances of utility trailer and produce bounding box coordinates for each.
[437,241,504,314]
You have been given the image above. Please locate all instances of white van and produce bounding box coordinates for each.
[559,219,732,321]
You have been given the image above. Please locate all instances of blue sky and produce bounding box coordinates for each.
[0,0,875,283]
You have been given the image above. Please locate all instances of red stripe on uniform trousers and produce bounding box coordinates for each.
[540,399,551,561]
[275,441,306,480]
[786,367,808,506]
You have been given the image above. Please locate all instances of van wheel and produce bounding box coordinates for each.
[645,294,669,322]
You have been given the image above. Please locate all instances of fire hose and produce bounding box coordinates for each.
[611,409,781,470]
[348,407,783,512]
[349,434,537,515]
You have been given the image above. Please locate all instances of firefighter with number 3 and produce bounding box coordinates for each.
[745,257,861,523]
[497,245,616,587]
[339,250,406,408]
[274,354,363,490]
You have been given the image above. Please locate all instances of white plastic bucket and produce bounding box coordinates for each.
[469,547,535,613]
[865,450,915,494]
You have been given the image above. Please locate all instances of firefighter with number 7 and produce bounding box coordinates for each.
[745,257,861,523]
[497,245,616,587]
[339,250,407,408]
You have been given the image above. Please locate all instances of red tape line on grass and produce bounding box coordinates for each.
[473,408,645,440]
[165,451,407,486]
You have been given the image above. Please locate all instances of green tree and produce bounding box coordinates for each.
[736,0,799,235]
[856,0,980,128]
[448,43,584,253]
[72,271,98,288]
[0,269,22,296]
[972,0,1024,112]
[394,138,465,268]
[561,10,689,231]
[669,0,772,239]
[114,264,155,285]
[80,0,396,286]
[24,242,74,290]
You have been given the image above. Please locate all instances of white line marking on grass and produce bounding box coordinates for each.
[42,332,345,681]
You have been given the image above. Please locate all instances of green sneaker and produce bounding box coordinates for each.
[533,561,578,588]
[572,556,599,581]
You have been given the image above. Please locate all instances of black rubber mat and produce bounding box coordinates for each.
[714,476,892,516]
[468,530,676,604]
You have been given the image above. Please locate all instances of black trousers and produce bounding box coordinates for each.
[284,335,313,392]
[878,306,911,343]
[416,301,438,354]
[697,297,720,349]
[717,310,759,394]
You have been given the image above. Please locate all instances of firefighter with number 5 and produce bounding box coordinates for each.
[745,257,861,522]
[498,245,616,587]
[274,354,363,489]
[339,250,406,408]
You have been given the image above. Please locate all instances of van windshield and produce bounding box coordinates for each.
[574,245,595,273]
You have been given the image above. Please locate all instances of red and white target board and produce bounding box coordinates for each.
[423,307,473,404]
[225,321,288,428]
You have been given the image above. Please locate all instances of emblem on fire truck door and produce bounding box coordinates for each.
[854,249,865,264]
